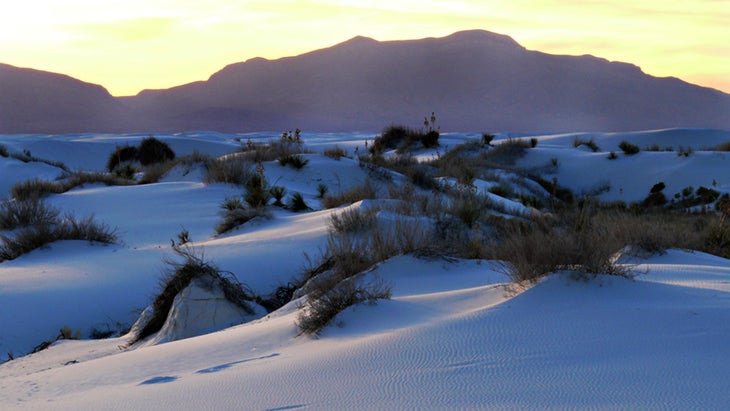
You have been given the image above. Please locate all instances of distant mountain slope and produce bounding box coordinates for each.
[2,30,729,133]
[0,63,129,133]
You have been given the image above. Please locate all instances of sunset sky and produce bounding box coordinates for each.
[2,0,728,96]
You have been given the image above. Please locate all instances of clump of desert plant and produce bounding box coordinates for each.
[641,182,668,208]
[0,214,118,262]
[296,274,391,335]
[529,137,538,148]
[0,197,60,230]
[618,141,640,155]
[316,183,329,199]
[204,155,255,185]
[607,151,618,160]
[278,154,309,170]
[329,205,379,234]
[483,138,530,166]
[287,192,310,212]
[369,113,440,155]
[137,136,175,166]
[714,141,730,151]
[216,196,271,235]
[496,203,632,282]
[677,146,693,157]
[0,144,8,157]
[323,146,347,160]
[269,186,287,207]
[322,180,379,209]
[139,160,178,184]
[11,179,65,201]
[129,244,256,344]
[244,163,271,208]
[573,137,601,152]
[481,133,495,145]
[107,145,138,172]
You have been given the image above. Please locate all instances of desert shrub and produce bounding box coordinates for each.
[641,192,667,208]
[139,160,178,184]
[288,192,310,212]
[573,137,601,152]
[270,186,287,207]
[244,170,271,208]
[204,155,255,185]
[216,205,271,235]
[0,214,118,261]
[137,137,175,166]
[421,130,440,149]
[329,206,379,234]
[650,182,666,194]
[0,197,60,229]
[322,180,379,209]
[714,141,730,151]
[533,177,574,204]
[677,146,693,157]
[607,151,618,160]
[278,154,309,170]
[130,244,255,344]
[11,179,65,201]
[449,192,488,229]
[371,125,410,154]
[695,186,720,204]
[645,144,661,152]
[316,183,329,199]
[65,171,135,189]
[529,137,538,148]
[107,145,138,172]
[618,141,640,155]
[0,145,8,157]
[483,138,530,166]
[296,275,391,335]
[220,196,245,211]
[323,146,347,160]
[370,115,440,155]
[496,204,631,282]
[481,133,495,145]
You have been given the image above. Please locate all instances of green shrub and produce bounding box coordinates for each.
[618,141,640,155]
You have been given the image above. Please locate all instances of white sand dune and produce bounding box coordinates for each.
[1,129,729,409]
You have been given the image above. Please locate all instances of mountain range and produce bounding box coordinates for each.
[1,30,729,133]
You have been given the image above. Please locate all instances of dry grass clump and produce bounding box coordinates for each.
[129,244,256,344]
[323,146,348,160]
[322,180,379,209]
[204,155,256,185]
[297,210,432,334]
[11,179,65,200]
[0,214,118,262]
[0,197,60,229]
[714,141,730,151]
[215,197,272,235]
[573,137,601,152]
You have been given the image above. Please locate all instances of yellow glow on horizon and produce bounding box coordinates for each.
[1,0,728,96]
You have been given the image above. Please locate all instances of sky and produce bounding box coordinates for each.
[2,0,728,96]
